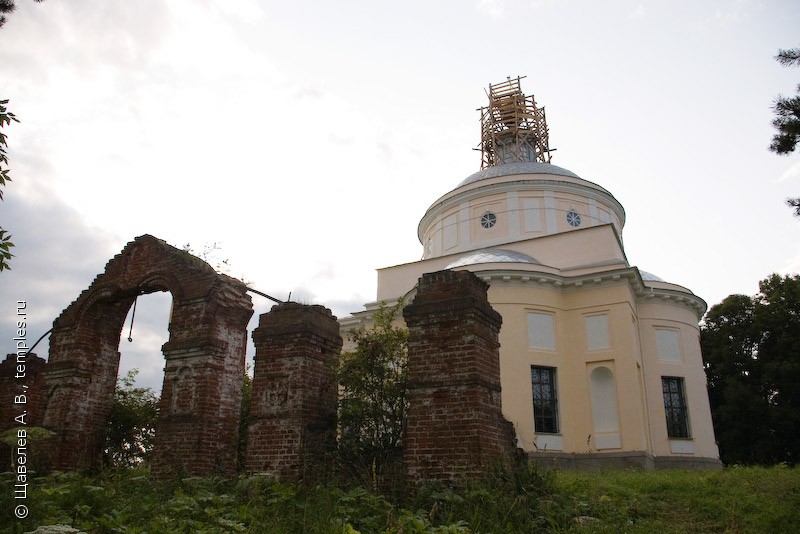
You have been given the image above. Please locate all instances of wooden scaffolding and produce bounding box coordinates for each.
[478,76,552,168]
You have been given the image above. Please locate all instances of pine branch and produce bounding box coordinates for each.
[776,47,800,67]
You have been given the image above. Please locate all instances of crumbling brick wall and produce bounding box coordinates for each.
[40,234,253,477]
[0,353,47,468]
[3,237,525,485]
[246,302,342,482]
[402,269,517,486]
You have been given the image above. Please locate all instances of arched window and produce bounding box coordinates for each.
[589,366,620,438]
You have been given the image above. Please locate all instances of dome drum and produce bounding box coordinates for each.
[419,163,625,261]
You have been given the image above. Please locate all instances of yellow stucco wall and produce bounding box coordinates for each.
[344,163,719,467]
[638,301,719,460]
[491,282,651,455]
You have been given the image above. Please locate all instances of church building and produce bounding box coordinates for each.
[342,77,720,469]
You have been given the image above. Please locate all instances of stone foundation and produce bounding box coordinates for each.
[529,450,722,470]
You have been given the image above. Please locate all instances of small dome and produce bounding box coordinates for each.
[446,248,540,269]
[458,161,581,187]
[640,270,665,282]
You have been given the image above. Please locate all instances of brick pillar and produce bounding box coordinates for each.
[403,270,517,486]
[0,353,48,470]
[0,353,48,431]
[246,303,342,482]
[40,297,133,471]
[152,297,252,479]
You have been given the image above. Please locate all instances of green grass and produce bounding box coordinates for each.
[552,466,800,533]
[1,465,798,533]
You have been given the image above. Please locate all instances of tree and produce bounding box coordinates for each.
[337,301,408,491]
[104,368,159,468]
[770,47,800,216]
[0,99,18,271]
[0,0,44,28]
[752,274,800,461]
[701,294,775,464]
[701,274,800,465]
[0,0,15,27]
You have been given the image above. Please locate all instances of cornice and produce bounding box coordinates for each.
[466,266,707,319]
[341,266,707,329]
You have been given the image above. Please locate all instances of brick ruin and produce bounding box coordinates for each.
[403,270,518,484]
[245,302,342,481]
[1,235,517,485]
[33,235,254,476]
[0,353,47,467]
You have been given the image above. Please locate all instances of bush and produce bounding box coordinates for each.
[104,369,159,468]
[337,301,408,494]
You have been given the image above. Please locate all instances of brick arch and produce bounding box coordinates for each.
[41,235,253,477]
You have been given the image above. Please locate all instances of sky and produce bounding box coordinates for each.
[1,0,799,393]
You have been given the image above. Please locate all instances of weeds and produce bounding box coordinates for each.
[1,465,798,533]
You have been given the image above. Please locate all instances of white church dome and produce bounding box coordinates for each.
[640,270,666,282]
[446,248,541,269]
[458,161,581,186]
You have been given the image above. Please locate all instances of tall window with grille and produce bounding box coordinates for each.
[662,376,690,438]
[531,366,559,434]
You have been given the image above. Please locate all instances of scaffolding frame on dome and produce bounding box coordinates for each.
[477,76,553,169]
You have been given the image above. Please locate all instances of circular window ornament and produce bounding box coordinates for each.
[480,212,497,229]
[566,210,582,228]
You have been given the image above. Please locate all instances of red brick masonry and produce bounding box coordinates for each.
[403,270,518,486]
[38,235,253,477]
[246,302,342,481]
[2,239,519,485]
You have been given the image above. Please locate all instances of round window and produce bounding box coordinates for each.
[480,212,497,229]
[566,210,582,228]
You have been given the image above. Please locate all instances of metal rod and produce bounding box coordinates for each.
[127,295,138,342]
[24,328,53,357]
[246,287,284,304]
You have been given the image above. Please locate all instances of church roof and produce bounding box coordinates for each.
[458,161,581,187]
[640,270,666,282]
[446,248,541,269]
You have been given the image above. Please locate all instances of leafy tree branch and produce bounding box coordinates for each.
[0,0,44,28]
[0,99,18,271]
[104,368,159,468]
[337,301,408,492]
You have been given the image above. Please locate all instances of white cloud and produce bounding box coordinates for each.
[210,0,265,23]
[628,3,646,20]
[714,0,751,24]
[778,161,800,183]
[476,0,506,19]
[779,243,800,277]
